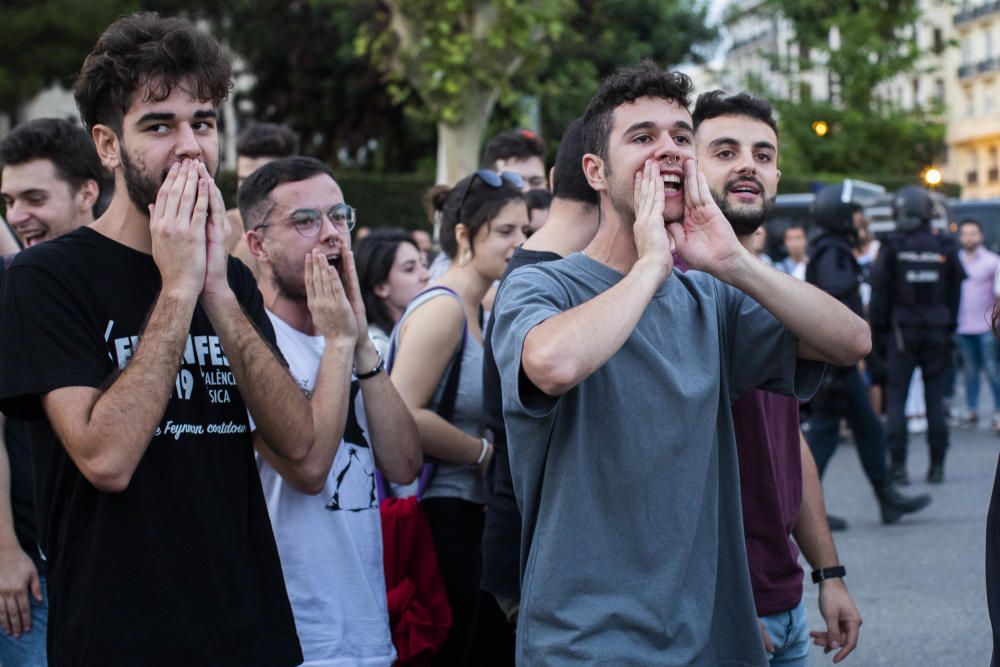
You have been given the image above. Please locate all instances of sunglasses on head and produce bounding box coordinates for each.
[456,169,525,227]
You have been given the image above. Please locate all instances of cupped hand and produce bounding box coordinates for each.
[149,160,208,299]
[666,158,747,278]
[305,250,357,343]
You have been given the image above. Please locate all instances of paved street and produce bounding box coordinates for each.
[803,418,996,665]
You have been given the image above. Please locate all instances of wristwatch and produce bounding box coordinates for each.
[811,565,846,584]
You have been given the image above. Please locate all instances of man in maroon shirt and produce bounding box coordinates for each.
[694,91,862,665]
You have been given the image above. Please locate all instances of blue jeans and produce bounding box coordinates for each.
[760,598,809,667]
[958,332,1000,414]
[0,575,47,667]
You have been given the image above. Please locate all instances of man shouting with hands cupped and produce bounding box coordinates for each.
[491,61,870,666]
[0,13,309,667]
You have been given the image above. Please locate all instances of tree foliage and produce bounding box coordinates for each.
[761,0,945,178]
[0,0,137,116]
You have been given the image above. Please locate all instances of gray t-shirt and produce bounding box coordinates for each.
[388,287,485,504]
[492,253,823,666]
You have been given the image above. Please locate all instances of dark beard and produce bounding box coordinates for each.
[710,182,775,236]
[119,147,167,214]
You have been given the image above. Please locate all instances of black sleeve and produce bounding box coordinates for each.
[227,257,279,354]
[0,262,110,420]
[869,243,895,333]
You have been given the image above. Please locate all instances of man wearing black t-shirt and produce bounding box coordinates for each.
[0,13,312,667]
[481,118,599,625]
[0,118,105,667]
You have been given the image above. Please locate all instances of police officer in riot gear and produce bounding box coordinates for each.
[805,181,932,524]
[871,185,964,484]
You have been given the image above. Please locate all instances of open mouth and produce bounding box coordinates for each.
[325,253,342,270]
[20,230,47,248]
[663,172,683,194]
[728,180,762,199]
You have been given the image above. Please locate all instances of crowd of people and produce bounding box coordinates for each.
[1,10,1000,667]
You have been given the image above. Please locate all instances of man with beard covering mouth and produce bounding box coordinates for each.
[0,12,315,667]
[491,61,871,666]
[694,90,862,666]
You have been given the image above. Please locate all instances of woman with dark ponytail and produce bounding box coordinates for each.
[388,171,528,665]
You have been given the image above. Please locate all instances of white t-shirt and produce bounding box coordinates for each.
[257,311,396,667]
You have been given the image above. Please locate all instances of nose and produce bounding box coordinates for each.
[418,263,431,285]
[317,214,343,247]
[653,135,685,167]
[174,123,202,160]
[735,152,756,176]
[512,225,527,247]
[6,200,31,226]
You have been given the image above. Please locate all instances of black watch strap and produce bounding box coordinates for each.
[811,565,846,584]
[355,352,385,380]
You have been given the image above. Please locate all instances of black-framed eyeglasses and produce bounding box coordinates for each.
[255,203,357,237]
[456,169,525,226]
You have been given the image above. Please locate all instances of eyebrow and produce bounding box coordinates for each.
[708,137,776,152]
[3,188,48,199]
[622,119,694,137]
[135,109,217,125]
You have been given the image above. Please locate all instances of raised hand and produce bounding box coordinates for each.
[201,163,233,304]
[305,250,357,344]
[632,160,673,282]
[338,250,370,351]
[666,158,746,277]
[148,159,207,299]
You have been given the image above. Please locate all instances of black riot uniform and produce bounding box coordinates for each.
[805,182,931,525]
[870,186,965,484]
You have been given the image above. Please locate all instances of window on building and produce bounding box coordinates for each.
[966,88,976,117]
[962,37,973,67]
[987,85,997,113]
[987,31,995,61]
[935,78,945,103]
[934,28,944,54]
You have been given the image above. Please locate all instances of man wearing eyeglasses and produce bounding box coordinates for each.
[240,155,423,665]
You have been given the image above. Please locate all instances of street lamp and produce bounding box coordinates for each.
[923,167,942,188]
[812,120,829,137]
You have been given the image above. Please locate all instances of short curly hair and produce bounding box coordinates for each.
[74,12,232,133]
[581,60,693,161]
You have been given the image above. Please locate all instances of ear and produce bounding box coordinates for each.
[582,153,607,192]
[75,179,100,213]
[548,166,555,191]
[373,281,390,299]
[776,169,782,185]
[245,228,268,261]
[92,124,121,171]
[454,222,471,251]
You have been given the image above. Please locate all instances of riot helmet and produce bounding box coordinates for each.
[893,185,935,232]
[813,182,861,233]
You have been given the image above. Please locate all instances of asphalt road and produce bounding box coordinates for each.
[803,418,996,666]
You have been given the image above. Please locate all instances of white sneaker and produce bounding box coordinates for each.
[907,417,928,434]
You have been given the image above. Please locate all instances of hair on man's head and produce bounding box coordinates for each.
[236,123,300,159]
[692,90,778,135]
[581,60,693,160]
[551,118,598,206]
[481,129,546,169]
[74,12,232,133]
[238,156,333,227]
[0,118,105,194]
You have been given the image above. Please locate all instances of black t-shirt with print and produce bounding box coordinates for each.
[0,227,302,667]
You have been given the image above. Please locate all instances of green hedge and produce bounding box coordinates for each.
[778,173,961,199]
[216,169,434,232]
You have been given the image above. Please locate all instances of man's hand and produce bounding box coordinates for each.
[0,544,40,637]
[305,250,357,345]
[338,250,372,357]
[759,620,775,654]
[667,158,746,277]
[201,165,235,308]
[632,160,673,283]
[810,578,862,663]
[148,159,208,300]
